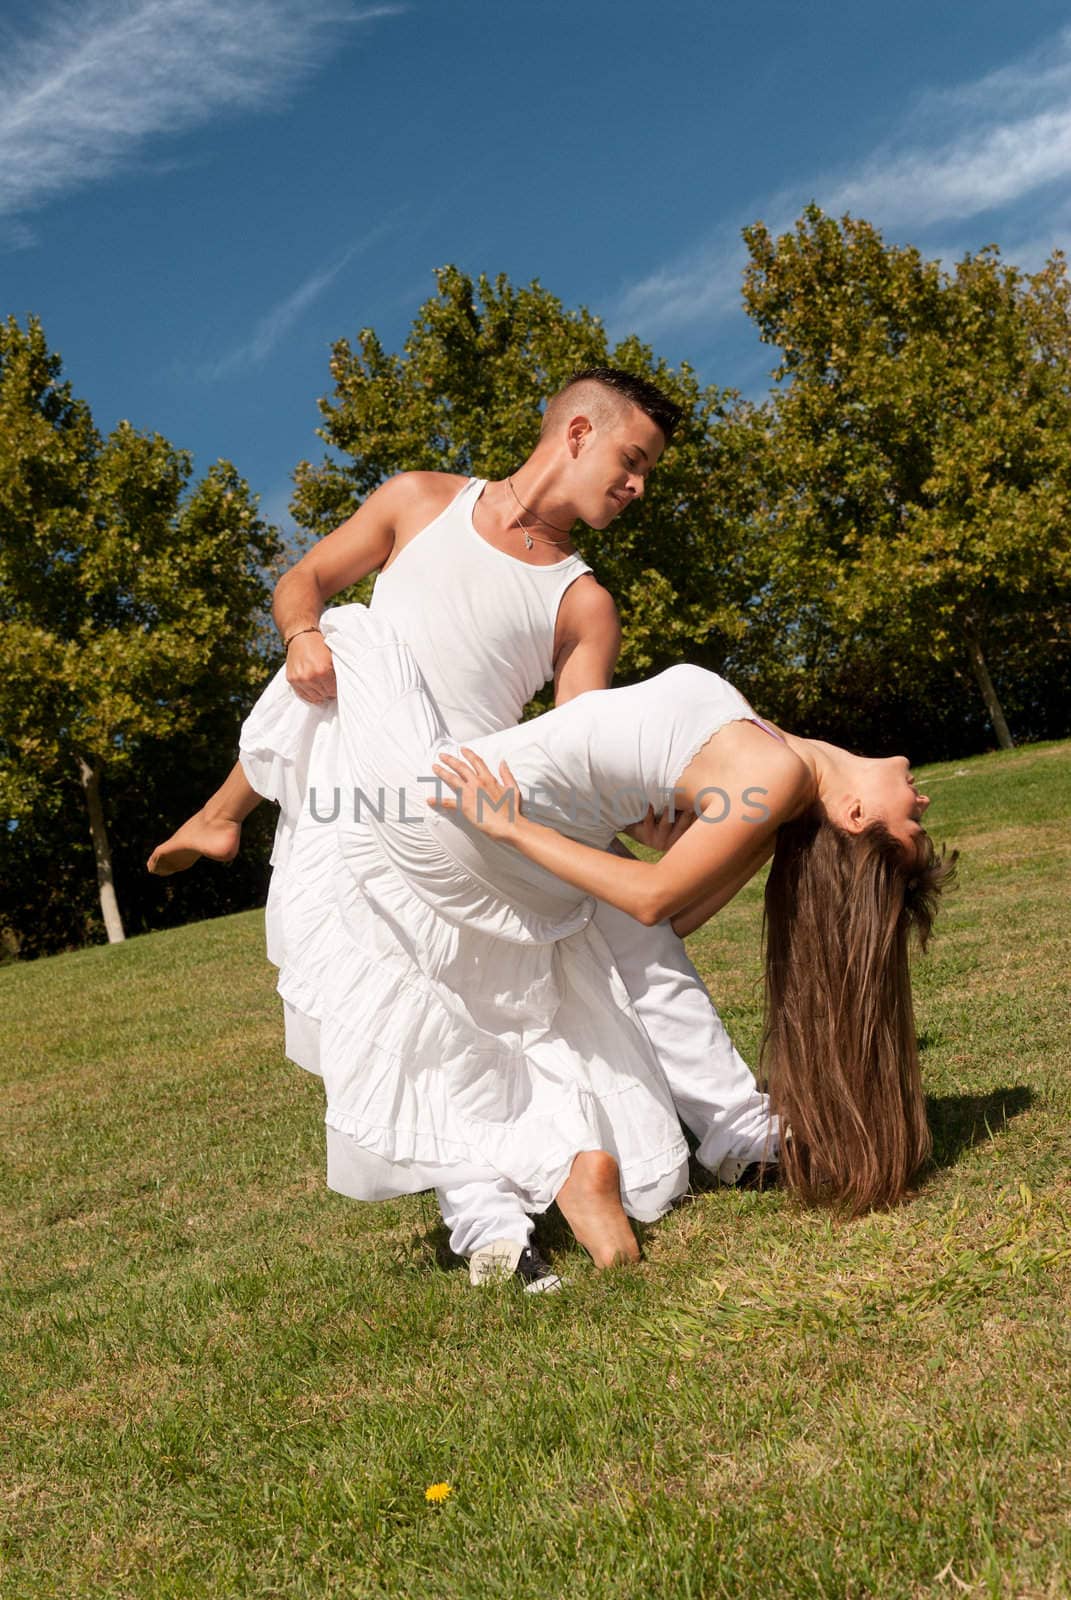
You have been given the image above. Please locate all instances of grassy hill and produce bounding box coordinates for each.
[3,741,1070,1599]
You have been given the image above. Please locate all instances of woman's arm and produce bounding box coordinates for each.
[669,835,775,938]
[429,745,805,928]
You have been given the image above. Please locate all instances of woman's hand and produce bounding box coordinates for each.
[428,749,523,842]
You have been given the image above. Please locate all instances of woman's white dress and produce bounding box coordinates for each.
[240,605,765,1222]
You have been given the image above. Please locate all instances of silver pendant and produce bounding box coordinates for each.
[524,533,533,550]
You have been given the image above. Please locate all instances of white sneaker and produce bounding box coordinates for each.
[468,1240,563,1293]
[469,1239,523,1285]
[716,1150,780,1188]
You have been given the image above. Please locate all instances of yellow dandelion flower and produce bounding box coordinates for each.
[424,1482,452,1504]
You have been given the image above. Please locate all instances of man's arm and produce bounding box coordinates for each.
[552,577,621,703]
[554,580,692,862]
[275,473,463,704]
[274,478,399,703]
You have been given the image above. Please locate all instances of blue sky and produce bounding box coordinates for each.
[3,0,1071,533]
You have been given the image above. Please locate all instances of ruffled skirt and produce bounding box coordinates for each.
[239,604,688,1220]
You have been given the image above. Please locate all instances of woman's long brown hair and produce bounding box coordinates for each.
[761,806,955,1215]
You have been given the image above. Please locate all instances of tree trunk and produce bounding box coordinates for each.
[77,756,126,943]
[965,624,1014,750]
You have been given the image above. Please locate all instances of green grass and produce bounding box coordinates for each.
[3,740,1070,1599]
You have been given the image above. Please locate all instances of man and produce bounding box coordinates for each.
[150,368,776,1289]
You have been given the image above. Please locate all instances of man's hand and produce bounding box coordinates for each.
[623,804,696,854]
[286,631,337,703]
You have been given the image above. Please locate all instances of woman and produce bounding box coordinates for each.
[237,603,950,1263]
[429,669,952,1219]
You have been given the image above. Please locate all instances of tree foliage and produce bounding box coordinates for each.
[0,316,282,955]
[293,267,764,686]
[5,221,1071,957]
[741,207,1071,749]
[292,253,1071,754]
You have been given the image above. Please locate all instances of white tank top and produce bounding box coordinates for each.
[370,478,592,740]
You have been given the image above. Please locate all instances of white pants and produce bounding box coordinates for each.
[439,902,777,1257]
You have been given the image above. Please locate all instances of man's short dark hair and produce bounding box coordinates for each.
[544,366,684,443]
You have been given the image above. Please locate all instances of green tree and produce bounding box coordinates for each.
[0,316,282,948]
[292,266,765,689]
[742,206,1071,749]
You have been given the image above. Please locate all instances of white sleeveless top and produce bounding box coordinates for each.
[370,477,593,740]
[465,664,774,848]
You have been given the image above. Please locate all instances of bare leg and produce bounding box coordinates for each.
[555,1150,640,1268]
[147,762,261,875]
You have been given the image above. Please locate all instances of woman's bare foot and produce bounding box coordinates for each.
[148,763,261,876]
[147,810,242,876]
[555,1151,641,1268]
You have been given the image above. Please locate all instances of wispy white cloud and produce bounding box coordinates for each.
[992,219,1071,275]
[201,220,396,378]
[828,110,1071,229]
[923,28,1071,120]
[613,222,748,345]
[204,254,353,379]
[0,0,407,223]
[615,24,1071,341]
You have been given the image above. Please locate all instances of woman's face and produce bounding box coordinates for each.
[862,756,931,851]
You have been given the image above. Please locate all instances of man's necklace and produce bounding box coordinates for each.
[506,476,575,551]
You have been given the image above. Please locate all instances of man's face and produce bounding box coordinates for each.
[570,404,666,529]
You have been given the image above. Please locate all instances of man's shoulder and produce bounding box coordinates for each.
[557,572,620,638]
[384,471,471,540]
[387,470,470,508]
